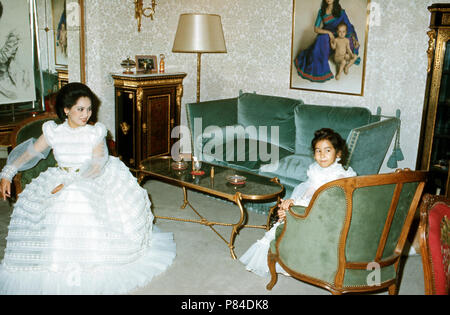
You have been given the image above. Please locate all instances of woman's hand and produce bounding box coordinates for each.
[1,178,11,200]
[328,31,335,41]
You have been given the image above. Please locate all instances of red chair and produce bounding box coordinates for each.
[418,193,450,295]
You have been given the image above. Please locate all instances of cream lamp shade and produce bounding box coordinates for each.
[172,13,227,53]
[172,13,227,102]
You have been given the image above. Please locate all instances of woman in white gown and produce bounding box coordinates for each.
[0,82,176,294]
[240,128,356,277]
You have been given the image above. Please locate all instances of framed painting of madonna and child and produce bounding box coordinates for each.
[290,0,371,96]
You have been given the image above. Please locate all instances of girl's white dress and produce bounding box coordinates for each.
[240,160,356,277]
[0,120,176,294]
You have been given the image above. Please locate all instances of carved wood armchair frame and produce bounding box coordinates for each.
[267,169,427,295]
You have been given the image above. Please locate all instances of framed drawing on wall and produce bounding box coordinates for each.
[290,0,371,96]
[0,0,36,105]
[52,0,68,66]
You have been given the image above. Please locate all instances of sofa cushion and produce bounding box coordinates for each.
[201,134,292,171]
[294,105,372,155]
[237,93,303,152]
[259,154,314,185]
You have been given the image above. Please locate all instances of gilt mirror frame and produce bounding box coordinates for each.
[66,0,85,83]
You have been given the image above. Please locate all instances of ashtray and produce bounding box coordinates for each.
[171,161,187,170]
[226,175,246,185]
[190,170,205,175]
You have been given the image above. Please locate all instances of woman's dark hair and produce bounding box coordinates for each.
[311,128,349,165]
[321,0,342,18]
[55,82,98,122]
[0,2,3,19]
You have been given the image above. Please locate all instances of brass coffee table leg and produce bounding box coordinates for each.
[181,186,188,209]
[229,192,246,259]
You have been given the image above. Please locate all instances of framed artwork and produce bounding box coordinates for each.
[52,0,67,66]
[290,0,371,96]
[0,0,36,105]
[135,55,158,73]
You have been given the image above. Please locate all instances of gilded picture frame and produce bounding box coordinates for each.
[0,0,36,105]
[290,0,371,96]
[52,0,68,66]
[135,55,158,73]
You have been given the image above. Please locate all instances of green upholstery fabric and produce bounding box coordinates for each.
[269,173,424,291]
[185,92,400,216]
[202,135,292,171]
[345,117,399,176]
[294,105,372,155]
[186,97,238,158]
[16,118,60,189]
[271,186,347,284]
[259,154,314,185]
[342,182,418,286]
[237,93,303,152]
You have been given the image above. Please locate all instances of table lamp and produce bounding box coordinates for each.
[172,13,227,103]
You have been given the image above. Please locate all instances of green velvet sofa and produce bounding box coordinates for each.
[186,92,401,212]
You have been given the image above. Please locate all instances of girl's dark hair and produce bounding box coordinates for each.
[55,82,98,122]
[311,128,349,165]
[321,0,342,18]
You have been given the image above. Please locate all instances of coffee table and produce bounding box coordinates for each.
[137,156,284,259]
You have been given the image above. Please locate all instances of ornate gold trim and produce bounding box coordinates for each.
[426,30,436,73]
[136,88,143,113]
[120,122,130,135]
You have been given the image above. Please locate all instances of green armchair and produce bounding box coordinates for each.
[266,169,427,295]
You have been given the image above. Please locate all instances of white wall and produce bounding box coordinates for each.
[82,0,450,173]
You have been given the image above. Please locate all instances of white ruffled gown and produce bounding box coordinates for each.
[0,120,176,294]
[240,160,356,277]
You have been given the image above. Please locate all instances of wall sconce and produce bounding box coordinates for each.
[134,0,157,32]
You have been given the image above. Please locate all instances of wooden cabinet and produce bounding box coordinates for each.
[417,4,450,198]
[112,72,186,168]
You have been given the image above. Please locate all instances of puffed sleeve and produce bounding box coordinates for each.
[76,122,109,179]
[0,135,51,182]
[92,122,108,146]
[42,120,58,147]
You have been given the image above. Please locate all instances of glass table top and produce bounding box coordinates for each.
[139,156,284,201]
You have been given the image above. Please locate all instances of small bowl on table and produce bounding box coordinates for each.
[171,160,187,170]
[226,175,246,185]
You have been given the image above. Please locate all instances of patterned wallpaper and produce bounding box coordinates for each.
[80,0,450,172]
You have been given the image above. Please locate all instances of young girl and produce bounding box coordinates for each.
[240,128,356,277]
[0,83,176,294]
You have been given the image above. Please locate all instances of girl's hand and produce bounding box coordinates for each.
[280,199,294,210]
[277,208,286,222]
[51,184,64,194]
[1,178,11,200]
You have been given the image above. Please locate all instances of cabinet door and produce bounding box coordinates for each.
[141,86,177,161]
[430,39,450,196]
[115,89,136,166]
